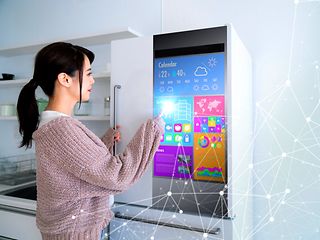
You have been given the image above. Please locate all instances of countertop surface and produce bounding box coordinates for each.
[0,181,36,212]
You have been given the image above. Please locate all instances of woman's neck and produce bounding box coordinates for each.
[45,95,76,116]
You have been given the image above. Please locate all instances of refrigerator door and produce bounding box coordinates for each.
[111,36,153,206]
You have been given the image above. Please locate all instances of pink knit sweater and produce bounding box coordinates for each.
[32,116,164,240]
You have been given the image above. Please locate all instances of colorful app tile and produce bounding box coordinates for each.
[215,125,221,133]
[201,124,208,133]
[165,124,173,132]
[183,134,191,144]
[201,117,208,124]
[194,96,225,116]
[209,127,215,133]
[183,123,191,133]
[208,116,216,127]
[160,134,164,142]
[165,134,173,142]
[198,135,210,148]
[193,133,226,182]
[154,146,193,179]
[194,118,202,132]
[174,134,183,143]
[174,124,182,132]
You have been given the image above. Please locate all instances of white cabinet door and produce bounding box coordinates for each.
[0,210,41,240]
[111,36,153,206]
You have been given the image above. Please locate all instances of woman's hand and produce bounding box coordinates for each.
[114,125,121,143]
[154,112,165,130]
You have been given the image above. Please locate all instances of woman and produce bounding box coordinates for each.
[17,42,164,240]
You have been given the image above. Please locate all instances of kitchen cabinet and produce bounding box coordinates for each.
[0,209,40,240]
[0,27,140,156]
[0,27,141,238]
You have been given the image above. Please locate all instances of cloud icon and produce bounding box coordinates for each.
[194,66,208,77]
[201,85,210,91]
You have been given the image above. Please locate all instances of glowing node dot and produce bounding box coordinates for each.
[179,210,183,214]
[123,222,127,226]
[256,102,260,107]
[281,200,286,205]
[282,152,287,158]
[104,233,108,237]
[150,236,154,240]
[285,188,291,194]
[71,215,76,219]
[249,163,253,169]
[266,194,271,199]
[80,209,84,213]
[294,138,298,142]
[184,181,188,185]
[219,191,224,196]
[306,117,311,122]
[294,0,299,5]
[172,214,176,218]
[203,233,209,238]
[270,217,275,222]
[285,80,291,86]
[316,65,319,69]
[167,191,172,196]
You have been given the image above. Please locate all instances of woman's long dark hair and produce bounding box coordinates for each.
[17,42,94,149]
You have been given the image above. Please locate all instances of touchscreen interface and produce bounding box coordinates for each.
[153,52,226,183]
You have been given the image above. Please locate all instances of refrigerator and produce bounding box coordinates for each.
[109,25,253,240]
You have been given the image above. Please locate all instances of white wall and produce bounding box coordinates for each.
[163,0,320,239]
[0,0,162,48]
[1,0,320,239]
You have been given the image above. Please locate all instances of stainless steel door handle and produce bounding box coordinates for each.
[113,85,121,155]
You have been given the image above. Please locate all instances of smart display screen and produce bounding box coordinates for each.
[153,52,226,183]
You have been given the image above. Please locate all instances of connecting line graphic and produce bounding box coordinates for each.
[109,3,320,239]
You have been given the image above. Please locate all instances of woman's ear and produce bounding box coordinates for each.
[57,73,72,87]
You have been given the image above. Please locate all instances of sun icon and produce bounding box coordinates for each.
[208,57,217,68]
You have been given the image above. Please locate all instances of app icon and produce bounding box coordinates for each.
[208,117,216,127]
[165,134,173,142]
[165,124,173,132]
[194,118,201,132]
[201,124,208,133]
[201,117,208,124]
[209,127,215,133]
[184,134,190,143]
[183,124,191,133]
[174,124,182,132]
[198,135,210,148]
[174,134,183,143]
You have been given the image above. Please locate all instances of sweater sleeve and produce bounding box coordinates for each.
[43,117,164,194]
[100,128,115,154]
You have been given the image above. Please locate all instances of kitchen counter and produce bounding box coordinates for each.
[0,181,36,214]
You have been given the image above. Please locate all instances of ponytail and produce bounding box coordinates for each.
[17,78,39,148]
[16,42,95,149]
